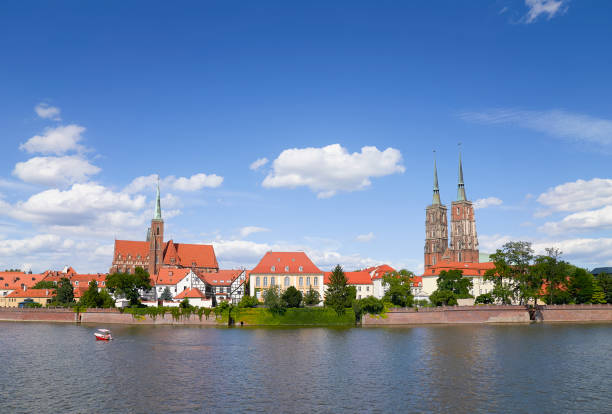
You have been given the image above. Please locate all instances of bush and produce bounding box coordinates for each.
[429,290,457,306]
[263,286,287,314]
[281,286,302,308]
[475,293,494,304]
[359,296,385,314]
[414,299,430,307]
[238,295,259,308]
[303,287,321,306]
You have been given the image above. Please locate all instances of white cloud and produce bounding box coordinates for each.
[531,237,612,265]
[239,226,270,238]
[34,103,61,120]
[478,234,514,253]
[539,205,612,234]
[524,0,567,23]
[537,178,612,213]
[262,144,405,198]
[125,173,223,193]
[13,156,101,186]
[460,109,612,147]
[7,183,146,227]
[356,232,375,242]
[20,124,86,155]
[249,157,269,171]
[473,197,503,210]
[0,234,61,256]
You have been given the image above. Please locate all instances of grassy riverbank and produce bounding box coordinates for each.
[224,307,357,326]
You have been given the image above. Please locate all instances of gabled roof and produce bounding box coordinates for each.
[7,288,54,298]
[113,240,150,259]
[203,270,243,286]
[0,272,46,290]
[154,268,192,286]
[171,242,218,269]
[251,252,322,274]
[367,264,396,280]
[324,270,373,285]
[174,287,207,299]
[423,261,495,277]
[113,240,218,269]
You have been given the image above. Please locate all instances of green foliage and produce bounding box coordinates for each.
[475,293,494,304]
[382,270,415,307]
[436,270,473,298]
[486,241,538,305]
[263,285,287,314]
[53,277,74,305]
[106,267,152,306]
[78,280,114,308]
[569,268,594,304]
[215,301,230,317]
[281,286,303,308]
[222,307,355,326]
[303,287,321,305]
[533,248,570,305]
[594,273,612,303]
[24,301,42,308]
[429,290,457,306]
[238,294,259,308]
[346,285,357,307]
[591,282,607,304]
[324,264,351,315]
[358,296,385,314]
[160,286,173,301]
[414,299,431,307]
[542,289,572,305]
[32,280,56,289]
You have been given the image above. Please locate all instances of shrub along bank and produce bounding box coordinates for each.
[220,307,356,326]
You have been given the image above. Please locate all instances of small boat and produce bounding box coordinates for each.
[94,329,113,341]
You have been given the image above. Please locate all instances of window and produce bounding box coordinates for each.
[74,281,79,286]
[271,277,275,286]
[298,266,303,272]
[306,277,310,286]
[358,286,361,291]
[271,266,275,272]
[277,258,281,262]
[284,277,290,286]
[264,277,268,287]
[313,277,318,286]
[284,266,289,272]
[169,271,173,276]
[256,277,260,287]
[299,277,303,286]
[366,286,369,292]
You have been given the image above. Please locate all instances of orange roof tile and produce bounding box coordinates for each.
[251,252,322,274]
[324,270,373,285]
[0,272,46,290]
[113,240,150,259]
[174,287,207,299]
[154,268,192,286]
[7,288,54,298]
[203,270,243,286]
[423,261,495,277]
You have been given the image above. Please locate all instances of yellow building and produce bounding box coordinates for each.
[0,288,54,307]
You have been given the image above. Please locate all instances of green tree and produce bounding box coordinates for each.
[281,286,302,308]
[324,265,351,315]
[474,293,494,304]
[160,286,173,301]
[429,290,457,306]
[53,277,74,305]
[485,241,537,305]
[303,287,321,306]
[106,267,152,306]
[569,267,594,304]
[436,269,473,298]
[358,296,384,314]
[382,270,415,307]
[263,285,286,314]
[99,289,115,308]
[533,248,570,305]
[591,281,607,304]
[594,273,612,303]
[79,280,102,308]
[32,280,56,289]
[238,294,259,308]
[179,298,192,309]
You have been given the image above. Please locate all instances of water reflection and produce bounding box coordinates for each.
[0,323,610,413]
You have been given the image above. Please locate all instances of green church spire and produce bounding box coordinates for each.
[154,177,162,220]
[432,152,441,205]
[457,149,467,201]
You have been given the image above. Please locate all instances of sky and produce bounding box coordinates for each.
[1,0,612,274]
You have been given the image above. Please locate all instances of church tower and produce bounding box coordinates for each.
[424,158,448,269]
[148,179,164,276]
[449,152,479,263]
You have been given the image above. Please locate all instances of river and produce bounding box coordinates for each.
[0,322,610,413]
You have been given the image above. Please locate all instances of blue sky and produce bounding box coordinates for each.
[1,0,612,273]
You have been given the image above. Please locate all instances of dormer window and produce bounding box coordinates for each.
[74,281,79,286]
[284,266,289,272]
[271,266,275,272]
[298,266,303,272]
[169,271,173,276]
[277,258,280,262]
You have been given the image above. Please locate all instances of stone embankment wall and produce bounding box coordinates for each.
[538,304,612,322]
[0,307,76,323]
[363,305,531,325]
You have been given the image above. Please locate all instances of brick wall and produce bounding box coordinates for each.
[363,305,531,325]
[539,304,612,322]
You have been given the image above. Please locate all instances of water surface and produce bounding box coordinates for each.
[0,322,610,413]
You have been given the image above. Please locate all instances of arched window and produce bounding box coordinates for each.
[299,277,303,286]
[263,277,268,287]
[313,277,318,286]
[256,277,260,287]
[284,277,290,286]
[271,277,275,286]
[458,252,462,262]
[298,266,303,272]
[306,276,310,286]
[271,266,275,272]
[284,266,289,272]
[157,227,160,235]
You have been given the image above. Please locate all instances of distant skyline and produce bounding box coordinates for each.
[1,0,612,273]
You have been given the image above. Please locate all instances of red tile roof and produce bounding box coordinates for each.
[154,268,192,286]
[251,252,322,274]
[366,264,396,280]
[423,261,495,277]
[174,287,207,299]
[0,272,46,291]
[113,240,150,259]
[113,240,218,269]
[324,270,373,285]
[203,270,243,286]
[7,288,54,298]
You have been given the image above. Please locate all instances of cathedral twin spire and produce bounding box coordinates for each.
[432,150,467,204]
[154,177,162,221]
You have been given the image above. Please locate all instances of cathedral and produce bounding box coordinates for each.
[110,183,219,276]
[424,153,479,269]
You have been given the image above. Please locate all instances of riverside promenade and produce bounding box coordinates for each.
[1,304,612,326]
